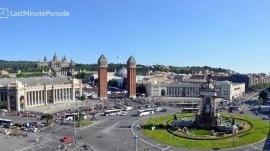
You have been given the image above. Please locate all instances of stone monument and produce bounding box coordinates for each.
[195,74,220,129]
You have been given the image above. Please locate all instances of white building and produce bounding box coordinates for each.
[144,81,245,101]
[0,77,82,111]
[217,81,245,100]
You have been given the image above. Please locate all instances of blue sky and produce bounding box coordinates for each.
[0,0,270,74]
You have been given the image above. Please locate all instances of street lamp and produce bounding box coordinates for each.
[232,124,237,147]
[151,97,155,130]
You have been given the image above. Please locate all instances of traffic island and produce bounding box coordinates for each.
[142,113,269,150]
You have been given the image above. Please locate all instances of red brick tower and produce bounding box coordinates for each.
[98,55,108,100]
[127,56,137,99]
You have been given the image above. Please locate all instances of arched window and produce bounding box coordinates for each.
[161,89,166,96]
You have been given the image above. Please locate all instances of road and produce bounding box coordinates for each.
[2,93,270,151]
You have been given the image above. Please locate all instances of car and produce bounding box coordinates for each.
[135,125,141,130]
[240,111,245,114]
[121,112,128,116]
[60,136,72,142]
[254,111,259,115]
[161,109,167,112]
[29,127,38,132]
[11,125,20,130]
[262,116,269,120]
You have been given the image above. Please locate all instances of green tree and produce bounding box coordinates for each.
[108,79,118,87]
[0,100,4,109]
[44,114,54,126]
[173,114,177,120]
[259,91,267,101]
[75,112,85,127]
[81,95,87,101]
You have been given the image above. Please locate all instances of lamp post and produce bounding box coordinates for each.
[135,134,138,151]
[151,97,155,130]
[232,125,237,147]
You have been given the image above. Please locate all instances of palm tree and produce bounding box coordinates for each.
[75,112,84,127]
[44,114,53,126]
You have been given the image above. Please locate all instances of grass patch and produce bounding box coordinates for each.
[142,113,269,150]
[189,128,210,136]
[72,121,94,128]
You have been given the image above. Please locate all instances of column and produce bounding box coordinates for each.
[52,86,55,104]
[66,88,68,101]
[45,89,48,105]
[41,90,43,104]
[27,92,29,106]
[57,89,59,102]
[32,91,35,105]
[62,89,64,102]
[55,89,57,103]
[37,91,39,105]
[7,92,10,111]
[64,89,67,101]
[16,90,20,111]
[68,88,70,101]
[72,87,75,101]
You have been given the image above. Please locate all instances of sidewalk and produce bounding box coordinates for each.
[26,100,92,114]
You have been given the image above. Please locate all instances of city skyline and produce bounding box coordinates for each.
[1,1,270,74]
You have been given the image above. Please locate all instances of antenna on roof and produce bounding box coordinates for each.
[117,51,122,64]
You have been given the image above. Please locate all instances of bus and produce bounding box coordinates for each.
[137,109,154,116]
[104,109,121,116]
[0,118,13,128]
[182,108,199,113]
[65,113,77,121]
[65,113,88,121]
[176,103,199,108]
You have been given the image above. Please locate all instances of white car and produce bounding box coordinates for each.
[121,112,128,116]
[124,106,133,111]
[29,127,38,132]
[262,116,269,120]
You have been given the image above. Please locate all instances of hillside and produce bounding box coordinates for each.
[0,60,232,75]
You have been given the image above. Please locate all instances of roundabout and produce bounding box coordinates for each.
[141,113,269,150]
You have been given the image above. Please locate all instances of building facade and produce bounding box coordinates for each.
[37,53,75,70]
[0,77,82,111]
[230,74,251,91]
[216,81,245,100]
[144,81,245,101]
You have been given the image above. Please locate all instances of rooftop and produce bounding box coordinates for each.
[0,77,71,86]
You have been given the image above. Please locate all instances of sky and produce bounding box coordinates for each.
[0,0,270,74]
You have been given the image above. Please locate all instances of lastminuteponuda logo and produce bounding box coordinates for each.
[0,8,70,19]
[0,8,9,18]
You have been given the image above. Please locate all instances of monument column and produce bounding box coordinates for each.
[98,54,108,100]
[127,56,137,99]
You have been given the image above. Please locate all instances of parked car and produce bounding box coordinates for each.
[240,111,245,114]
[29,127,38,132]
[121,111,128,116]
[161,109,167,112]
[11,125,20,130]
[262,116,269,120]
[60,136,72,142]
